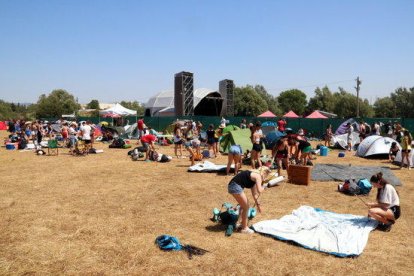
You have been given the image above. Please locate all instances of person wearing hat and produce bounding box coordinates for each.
[68,122,78,154]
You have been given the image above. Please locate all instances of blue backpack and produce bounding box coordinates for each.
[357,179,372,195]
[155,235,183,251]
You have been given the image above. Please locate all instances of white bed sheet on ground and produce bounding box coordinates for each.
[188,161,233,172]
[252,206,378,257]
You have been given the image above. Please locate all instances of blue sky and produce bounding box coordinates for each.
[0,0,413,105]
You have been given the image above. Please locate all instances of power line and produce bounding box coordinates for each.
[266,79,355,92]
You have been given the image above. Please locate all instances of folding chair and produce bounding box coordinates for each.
[47,139,59,156]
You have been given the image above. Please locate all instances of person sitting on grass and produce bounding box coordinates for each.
[368,172,400,231]
[389,142,400,163]
[227,166,271,234]
[226,145,243,176]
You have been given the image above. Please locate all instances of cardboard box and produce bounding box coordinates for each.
[287,165,312,185]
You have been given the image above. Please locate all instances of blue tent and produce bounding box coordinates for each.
[264,130,286,149]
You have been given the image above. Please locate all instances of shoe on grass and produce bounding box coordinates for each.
[240,227,254,234]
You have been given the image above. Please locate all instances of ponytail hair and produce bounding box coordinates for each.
[370,172,383,183]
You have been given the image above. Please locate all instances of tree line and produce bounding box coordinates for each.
[0,86,413,120]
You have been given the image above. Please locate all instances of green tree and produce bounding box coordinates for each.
[254,85,281,115]
[35,89,80,118]
[390,87,414,117]
[277,89,307,115]
[234,86,268,116]
[373,97,396,117]
[307,86,336,113]
[332,88,374,118]
[0,100,14,120]
[86,99,100,110]
[120,101,145,116]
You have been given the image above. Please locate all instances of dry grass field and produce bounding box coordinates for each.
[1,130,413,275]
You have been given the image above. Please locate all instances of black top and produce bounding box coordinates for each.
[230,171,256,189]
[298,140,311,151]
[206,129,215,139]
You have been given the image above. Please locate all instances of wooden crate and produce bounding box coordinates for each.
[287,165,312,185]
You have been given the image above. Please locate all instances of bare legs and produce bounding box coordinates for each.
[227,154,242,175]
[231,192,249,230]
[368,207,395,224]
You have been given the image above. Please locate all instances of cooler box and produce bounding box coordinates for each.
[288,165,312,185]
[6,142,18,150]
[320,146,328,156]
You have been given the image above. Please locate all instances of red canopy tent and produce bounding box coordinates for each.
[0,121,7,130]
[257,110,277,117]
[305,110,328,119]
[283,110,300,118]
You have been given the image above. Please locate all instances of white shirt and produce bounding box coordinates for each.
[378,184,399,208]
[80,124,92,140]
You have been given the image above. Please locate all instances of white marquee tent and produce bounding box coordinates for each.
[99,103,137,117]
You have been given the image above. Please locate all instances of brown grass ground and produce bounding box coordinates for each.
[0,130,413,275]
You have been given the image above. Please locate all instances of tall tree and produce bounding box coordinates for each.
[234,86,268,116]
[277,89,307,115]
[332,88,374,118]
[120,101,145,116]
[254,85,281,115]
[86,99,100,110]
[373,97,396,117]
[307,86,335,113]
[390,87,414,118]
[35,89,80,118]
[0,100,13,120]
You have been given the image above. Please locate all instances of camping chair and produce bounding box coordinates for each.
[73,140,88,156]
[47,139,59,156]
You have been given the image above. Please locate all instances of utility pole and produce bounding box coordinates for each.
[355,76,362,118]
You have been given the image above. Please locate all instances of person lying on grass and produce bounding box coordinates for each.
[368,172,401,231]
[227,166,271,234]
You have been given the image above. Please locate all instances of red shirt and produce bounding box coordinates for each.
[277,119,286,132]
[137,119,144,130]
[141,134,156,143]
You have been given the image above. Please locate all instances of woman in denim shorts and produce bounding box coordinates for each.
[227,167,271,234]
[226,145,243,176]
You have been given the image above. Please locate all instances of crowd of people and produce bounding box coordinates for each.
[2,116,408,234]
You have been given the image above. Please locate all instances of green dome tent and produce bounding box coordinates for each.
[219,128,252,154]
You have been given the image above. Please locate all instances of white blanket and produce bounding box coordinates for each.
[188,161,233,172]
[252,206,378,257]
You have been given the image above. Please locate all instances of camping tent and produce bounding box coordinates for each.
[222,125,240,135]
[283,110,299,118]
[261,121,277,136]
[357,135,399,158]
[305,111,328,119]
[394,150,414,168]
[331,132,360,150]
[219,129,252,154]
[124,123,140,139]
[258,111,277,117]
[264,130,286,149]
[335,118,359,135]
[0,121,7,130]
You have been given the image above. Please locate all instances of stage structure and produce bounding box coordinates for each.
[174,71,194,116]
[219,79,235,117]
